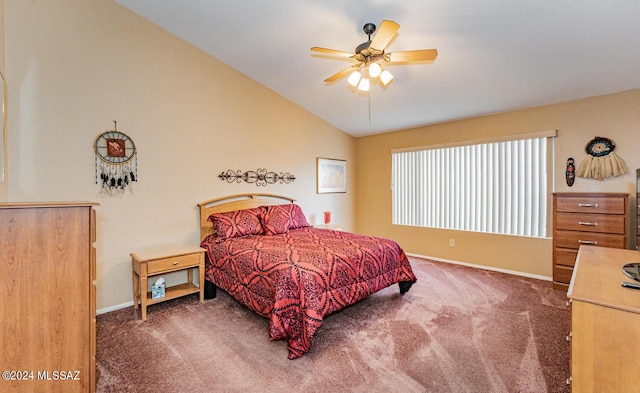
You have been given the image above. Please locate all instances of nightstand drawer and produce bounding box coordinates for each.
[147,253,201,274]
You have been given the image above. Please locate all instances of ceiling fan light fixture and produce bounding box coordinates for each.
[379,70,394,86]
[357,77,370,92]
[311,20,437,91]
[347,70,362,87]
[368,62,382,78]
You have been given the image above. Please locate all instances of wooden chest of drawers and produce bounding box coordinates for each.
[568,246,640,392]
[0,202,98,392]
[552,192,628,290]
[637,194,640,248]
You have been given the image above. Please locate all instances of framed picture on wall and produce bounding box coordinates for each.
[317,157,347,193]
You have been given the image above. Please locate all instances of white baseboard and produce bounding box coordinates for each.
[406,252,552,282]
[96,255,550,315]
[97,300,134,315]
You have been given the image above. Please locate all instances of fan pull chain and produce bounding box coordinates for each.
[368,92,371,126]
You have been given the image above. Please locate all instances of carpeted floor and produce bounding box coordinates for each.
[96,257,570,393]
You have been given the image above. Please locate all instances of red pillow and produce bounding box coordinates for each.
[262,204,309,235]
[208,206,265,242]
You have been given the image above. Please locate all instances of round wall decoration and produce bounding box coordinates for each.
[94,130,136,164]
[94,121,138,194]
[584,136,615,157]
[576,136,627,181]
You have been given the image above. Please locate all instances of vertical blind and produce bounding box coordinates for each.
[392,135,552,238]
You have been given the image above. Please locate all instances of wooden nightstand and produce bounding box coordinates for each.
[131,245,205,320]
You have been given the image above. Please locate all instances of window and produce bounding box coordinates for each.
[391,131,555,238]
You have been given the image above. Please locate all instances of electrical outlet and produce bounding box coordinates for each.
[449,239,455,247]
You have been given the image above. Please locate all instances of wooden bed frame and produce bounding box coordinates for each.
[197,193,296,241]
[197,193,296,299]
[197,193,415,357]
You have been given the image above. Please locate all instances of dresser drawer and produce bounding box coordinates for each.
[555,195,626,215]
[553,231,627,250]
[554,248,578,267]
[554,264,574,284]
[554,230,626,250]
[555,212,626,234]
[147,253,202,274]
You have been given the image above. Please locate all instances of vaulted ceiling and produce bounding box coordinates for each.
[114,0,640,137]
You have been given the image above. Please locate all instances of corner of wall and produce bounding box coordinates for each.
[0,0,7,201]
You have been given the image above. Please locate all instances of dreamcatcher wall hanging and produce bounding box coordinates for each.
[575,136,627,181]
[94,121,138,194]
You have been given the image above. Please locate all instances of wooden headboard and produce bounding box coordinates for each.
[197,193,296,240]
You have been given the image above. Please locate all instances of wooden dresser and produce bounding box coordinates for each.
[0,202,98,393]
[552,192,628,290]
[636,169,640,248]
[568,245,640,392]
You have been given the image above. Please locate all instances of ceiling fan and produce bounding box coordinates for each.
[311,20,438,91]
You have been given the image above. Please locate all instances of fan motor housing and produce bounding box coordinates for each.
[354,22,384,62]
[354,42,384,62]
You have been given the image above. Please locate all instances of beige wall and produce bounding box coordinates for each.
[4,1,356,311]
[356,89,640,278]
[0,0,6,199]
[4,0,640,311]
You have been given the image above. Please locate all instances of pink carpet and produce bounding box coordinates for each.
[96,257,569,392]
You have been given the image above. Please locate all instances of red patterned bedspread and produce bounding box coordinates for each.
[200,227,417,359]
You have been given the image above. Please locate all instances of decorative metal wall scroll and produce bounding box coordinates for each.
[218,168,296,187]
[576,136,627,181]
[94,121,138,194]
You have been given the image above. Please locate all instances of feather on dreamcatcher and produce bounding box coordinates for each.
[94,121,138,194]
[575,136,627,181]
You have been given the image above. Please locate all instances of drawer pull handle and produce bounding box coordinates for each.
[578,203,598,208]
[578,240,598,245]
[173,261,179,265]
[578,221,597,226]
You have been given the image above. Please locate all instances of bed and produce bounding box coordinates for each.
[197,193,417,359]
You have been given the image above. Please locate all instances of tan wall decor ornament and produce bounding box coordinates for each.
[218,169,296,186]
[94,121,138,194]
[575,136,627,181]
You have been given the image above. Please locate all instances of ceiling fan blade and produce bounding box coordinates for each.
[324,64,360,83]
[386,49,438,63]
[369,20,400,51]
[311,47,354,58]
